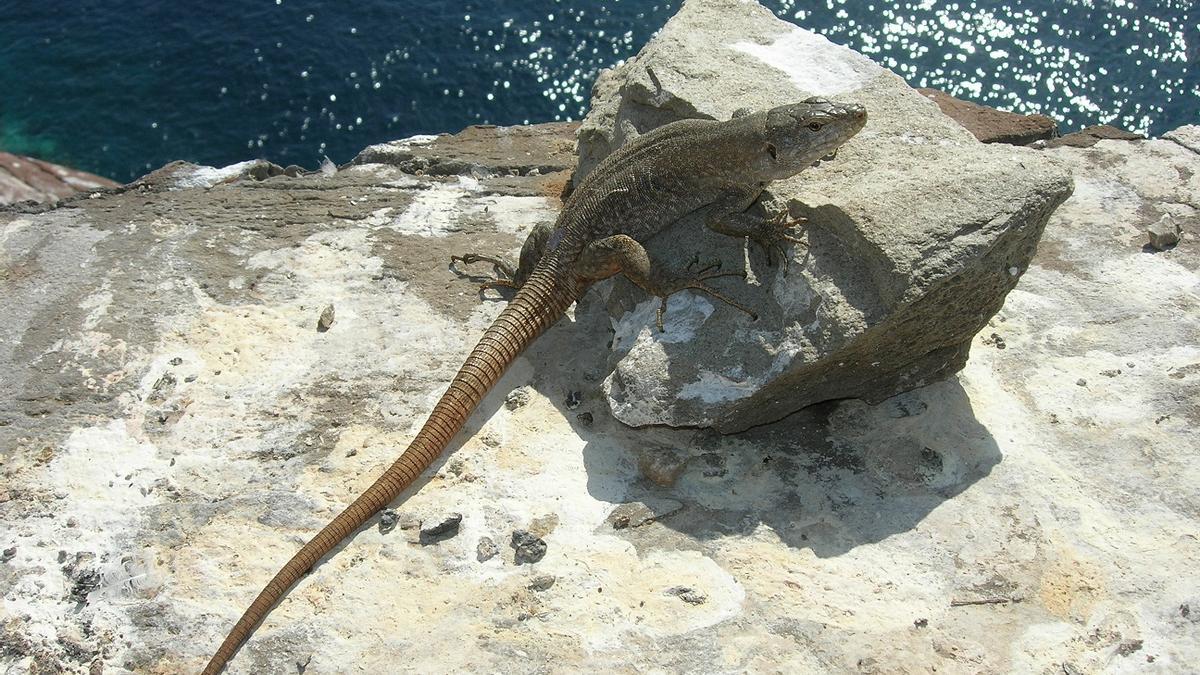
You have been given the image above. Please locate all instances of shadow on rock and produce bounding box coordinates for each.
[576,369,1000,558]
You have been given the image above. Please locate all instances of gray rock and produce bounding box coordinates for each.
[511,530,547,565]
[581,0,1074,431]
[476,537,499,562]
[1163,125,1200,154]
[418,512,463,545]
[1147,216,1181,250]
[316,304,336,332]
[378,509,399,534]
[527,574,556,591]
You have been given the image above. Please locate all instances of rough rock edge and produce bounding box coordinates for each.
[917,88,1058,145]
[0,152,120,207]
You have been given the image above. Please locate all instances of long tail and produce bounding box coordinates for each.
[202,268,577,674]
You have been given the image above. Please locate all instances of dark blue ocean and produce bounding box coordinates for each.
[2,1,1196,181]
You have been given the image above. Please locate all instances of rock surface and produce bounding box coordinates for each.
[0,152,120,206]
[917,87,1058,145]
[1044,124,1145,148]
[2,6,1199,675]
[578,0,1073,432]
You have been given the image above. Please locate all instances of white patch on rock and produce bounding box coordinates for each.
[465,194,558,236]
[79,287,114,331]
[171,160,260,189]
[728,27,885,95]
[386,177,482,236]
[679,369,761,404]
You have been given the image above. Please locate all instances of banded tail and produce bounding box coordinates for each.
[203,267,578,674]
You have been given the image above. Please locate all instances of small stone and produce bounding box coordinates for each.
[419,513,463,545]
[1076,378,1087,387]
[1100,369,1122,377]
[504,387,531,410]
[664,586,707,605]
[511,530,547,565]
[1116,639,1143,657]
[1,547,15,562]
[527,574,556,591]
[476,537,499,562]
[565,391,582,409]
[168,357,183,366]
[576,411,594,427]
[1146,216,1181,251]
[914,618,928,628]
[606,499,683,530]
[317,304,336,332]
[379,509,399,534]
[637,448,687,487]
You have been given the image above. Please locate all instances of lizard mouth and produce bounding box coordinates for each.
[810,149,838,168]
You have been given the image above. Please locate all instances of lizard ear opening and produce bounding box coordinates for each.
[766,143,777,160]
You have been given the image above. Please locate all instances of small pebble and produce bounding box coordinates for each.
[476,537,499,562]
[565,391,582,410]
[1146,216,1181,251]
[317,304,336,332]
[527,574,556,591]
[576,412,594,427]
[511,530,547,565]
[379,509,399,534]
[1,547,15,563]
[419,513,463,545]
[1076,378,1087,387]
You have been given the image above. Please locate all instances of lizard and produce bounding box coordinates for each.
[203,96,867,673]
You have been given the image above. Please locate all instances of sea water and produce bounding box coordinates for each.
[0,0,1194,181]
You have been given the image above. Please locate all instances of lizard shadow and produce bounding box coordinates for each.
[565,372,1002,558]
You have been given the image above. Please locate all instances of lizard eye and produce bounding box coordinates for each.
[807,122,823,131]
[766,143,777,160]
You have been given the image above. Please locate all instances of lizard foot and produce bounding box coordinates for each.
[655,269,757,332]
[751,210,809,273]
[450,254,519,294]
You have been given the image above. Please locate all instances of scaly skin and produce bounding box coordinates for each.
[203,97,866,673]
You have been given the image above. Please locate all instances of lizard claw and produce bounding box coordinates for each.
[655,270,757,332]
[753,210,809,275]
[451,253,520,296]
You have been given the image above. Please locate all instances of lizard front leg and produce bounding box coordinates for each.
[705,184,808,270]
[575,234,757,331]
[451,221,553,293]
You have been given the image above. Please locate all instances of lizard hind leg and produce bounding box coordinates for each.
[576,234,757,332]
[449,253,520,293]
[450,221,554,294]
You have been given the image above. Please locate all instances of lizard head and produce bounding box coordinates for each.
[754,97,867,179]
